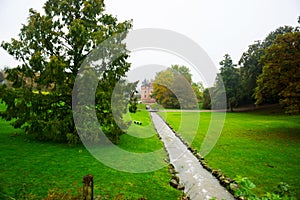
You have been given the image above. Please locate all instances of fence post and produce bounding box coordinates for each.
[83,174,93,200]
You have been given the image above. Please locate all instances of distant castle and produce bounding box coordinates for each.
[140,79,156,104]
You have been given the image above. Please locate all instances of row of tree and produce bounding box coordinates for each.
[203,20,300,114]
[0,0,298,146]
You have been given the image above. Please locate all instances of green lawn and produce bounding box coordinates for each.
[0,103,181,199]
[120,104,162,153]
[161,108,300,197]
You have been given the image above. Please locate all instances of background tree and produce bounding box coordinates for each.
[0,71,4,83]
[128,92,138,113]
[0,0,132,144]
[192,82,204,103]
[202,87,213,109]
[255,32,300,114]
[262,26,295,47]
[218,54,240,111]
[127,81,139,113]
[238,26,295,105]
[202,18,299,111]
[238,41,265,104]
[152,65,198,109]
[152,68,177,108]
[171,64,192,83]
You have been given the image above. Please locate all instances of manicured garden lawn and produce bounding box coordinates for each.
[0,103,181,199]
[120,104,163,153]
[161,108,300,197]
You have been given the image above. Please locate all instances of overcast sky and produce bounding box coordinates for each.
[0,0,299,79]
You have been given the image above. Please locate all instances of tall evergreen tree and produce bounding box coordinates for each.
[218,54,240,111]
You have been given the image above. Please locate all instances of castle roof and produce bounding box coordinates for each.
[141,79,152,87]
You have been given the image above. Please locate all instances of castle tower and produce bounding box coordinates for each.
[140,79,156,104]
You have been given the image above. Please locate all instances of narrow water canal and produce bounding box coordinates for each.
[150,112,234,200]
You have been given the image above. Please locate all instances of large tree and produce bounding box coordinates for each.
[238,41,264,104]
[192,82,204,103]
[255,32,300,114]
[202,87,213,109]
[263,26,295,47]
[238,26,295,105]
[0,0,132,144]
[218,54,240,111]
[152,65,198,109]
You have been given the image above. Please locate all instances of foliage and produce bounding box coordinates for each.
[0,0,132,144]
[0,71,4,83]
[202,88,212,109]
[202,54,239,110]
[125,81,139,114]
[233,176,259,199]
[272,182,297,199]
[129,93,138,113]
[170,64,193,83]
[152,68,178,108]
[232,177,297,200]
[214,54,240,111]
[238,26,296,105]
[238,41,265,104]
[151,65,198,109]
[262,26,295,48]
[255,32,300,114]
[192,82,204,102]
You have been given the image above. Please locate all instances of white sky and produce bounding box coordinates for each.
[0,0,299,79]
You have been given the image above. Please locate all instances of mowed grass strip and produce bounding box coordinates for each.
[0,103,181,199]
[119,104,162,153]
[161,108,300,197]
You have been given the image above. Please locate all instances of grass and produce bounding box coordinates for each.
[161,108,300,197]
[0,103,182,199]
[119,104,162,153]
[150,102,205,111]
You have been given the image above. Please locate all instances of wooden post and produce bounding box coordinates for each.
[83,175,93,200]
